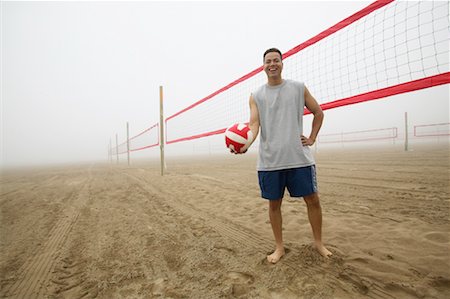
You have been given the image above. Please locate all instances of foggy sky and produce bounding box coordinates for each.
[2,1,448,169]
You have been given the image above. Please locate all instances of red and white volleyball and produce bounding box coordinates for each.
[225,123,253,153]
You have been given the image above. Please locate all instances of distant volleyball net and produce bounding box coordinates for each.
[165,0,449,145]
[414,122,450,138]
[110,123,159,158]
[318,127,398,144]
[128,124,159,152]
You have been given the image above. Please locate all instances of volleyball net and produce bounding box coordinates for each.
[318,127,398,144]
[165,0,449,145]
[414,122,450,138]
[316,122,449,147]
[111,0,449,157]
[111,123,159,156]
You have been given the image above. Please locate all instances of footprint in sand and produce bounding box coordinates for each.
[431,276,450,289]
[151,278,167,296]
[226,272,254,296]
[265,288,298,299]
[213,245,235,254]
[424,232,449,243]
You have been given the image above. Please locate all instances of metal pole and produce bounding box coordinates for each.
[116,133,119,164]
[126,122,130,166]
[109,138,112,164]
[404,112,408,152]
[160,86,165,176]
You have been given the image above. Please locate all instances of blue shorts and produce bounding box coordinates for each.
[258,165,318,200]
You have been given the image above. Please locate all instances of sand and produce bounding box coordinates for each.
[0,146,449,299]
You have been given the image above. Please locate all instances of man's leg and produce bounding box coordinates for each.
[303,192,332,257]
[267,198,285,263]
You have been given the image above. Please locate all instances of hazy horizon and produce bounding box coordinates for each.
[2,0,449,169]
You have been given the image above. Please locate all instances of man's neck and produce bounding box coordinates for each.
[267,77,283,86]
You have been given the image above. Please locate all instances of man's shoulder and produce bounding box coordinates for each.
[253,84,266,97]
[285,79,304,87]
[255,83,267,91]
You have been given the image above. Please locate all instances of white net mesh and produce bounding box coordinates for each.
[165,1,449,145]
[129,124,159,152]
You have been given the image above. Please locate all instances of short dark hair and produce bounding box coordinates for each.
[263,48,283,62]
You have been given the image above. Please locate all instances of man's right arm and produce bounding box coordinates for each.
[248,94,260,147]
[230,94,259,155]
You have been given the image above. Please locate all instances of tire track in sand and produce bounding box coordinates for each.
[1,169,92,299]
[122,171,395,299]
[121,172,274,253]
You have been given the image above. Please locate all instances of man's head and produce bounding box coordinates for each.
[263,48,283,82]
[263,48,283,62]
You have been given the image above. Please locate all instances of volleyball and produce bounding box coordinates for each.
[225,123,253,153]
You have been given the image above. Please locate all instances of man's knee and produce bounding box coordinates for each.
[303,193,320,208]
[268,198,282,212]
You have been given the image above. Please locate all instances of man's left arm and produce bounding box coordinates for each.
[302,86,324,146]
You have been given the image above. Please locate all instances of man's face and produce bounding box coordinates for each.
[264,52,283,78]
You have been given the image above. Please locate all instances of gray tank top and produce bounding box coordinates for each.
[253,79,315,171]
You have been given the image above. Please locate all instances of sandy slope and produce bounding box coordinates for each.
[1,147,449,298]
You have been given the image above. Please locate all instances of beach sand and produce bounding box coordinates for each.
[1,146,449,298]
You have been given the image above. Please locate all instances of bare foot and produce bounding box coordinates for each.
[267,248,285,264]
[315,242,332,258]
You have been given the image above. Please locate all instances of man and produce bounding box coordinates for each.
[233,48,332,264]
